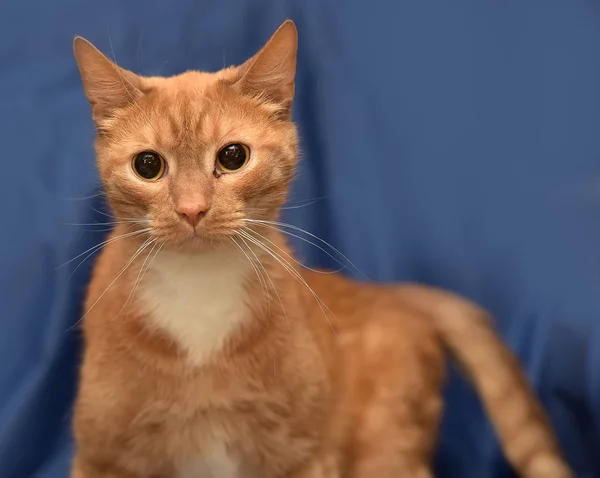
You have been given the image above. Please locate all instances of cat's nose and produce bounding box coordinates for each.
[176,201,209,228]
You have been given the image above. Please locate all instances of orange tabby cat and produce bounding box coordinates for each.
[71,20,573,478]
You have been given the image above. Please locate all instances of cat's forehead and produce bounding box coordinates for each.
[147,68,237,96]
[144,70,233,112]
[114,69,273,153]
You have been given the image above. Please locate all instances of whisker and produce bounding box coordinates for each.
[91,208,117,219]
[57,227,152,270]
[236,233,289,331]
[230,236,274,327]
[238,229,335,329]
[75,226,120,233]
[244,198,325,213]
[62,191,106,201]
[66,224,143,279]
[237,237,270,296]
[59,220,148,227]
[237,229,336,333]
[113,240,160,320]
[280,198,323,210]
[244,220,364,278]
[243,220,363,278]
[230,236,269,298]
[90,207,149,223]
[71,236,155,329]
[149,243,164,267]
[242,226,341,275]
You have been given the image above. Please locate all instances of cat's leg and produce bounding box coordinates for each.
[346,399,438,478]
[288,453,340,478]
[71,441,176,478]
[338,312,445,478]
[71,453,173,478]
[71,456,140,478]
[71,459,86,478]
[71,421,174,478]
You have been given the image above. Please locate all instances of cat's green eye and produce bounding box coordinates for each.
[132,152,166,180]
[216,143,250,172]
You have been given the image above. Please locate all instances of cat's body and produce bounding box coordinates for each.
[74,235,332,478]
[71,20,573,478]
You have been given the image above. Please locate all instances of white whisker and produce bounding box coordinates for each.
[236,234,288,331]
[230,236,268,297]
[57,227,152,271]
[245,220,363,276]
[281,198,324,210]
[237,229,336,333]
[71,236,155,329]
[243,220,365,278]
[242,226,340,275]
[76,226,120,233]
[63,191,106,201]
[66,225,145,279]
[90,207,149,223]
[113,240,161,320]
[230,236,274,329]
[60,220,148,227]
[245,198,325,212]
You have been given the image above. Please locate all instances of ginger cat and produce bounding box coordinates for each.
[71,20,573,478]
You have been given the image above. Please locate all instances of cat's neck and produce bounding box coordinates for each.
[137,244,259,367]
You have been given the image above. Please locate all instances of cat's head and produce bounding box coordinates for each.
[74,20,298,252]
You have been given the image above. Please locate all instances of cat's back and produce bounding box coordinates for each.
[303,269,439,337]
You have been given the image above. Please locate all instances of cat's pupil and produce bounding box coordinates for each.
[134,152,162,179]
[217,144,247,171]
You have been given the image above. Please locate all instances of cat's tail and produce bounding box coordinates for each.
[397,284,574,478]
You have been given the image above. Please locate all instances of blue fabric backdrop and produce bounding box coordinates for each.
[1,1,599,477]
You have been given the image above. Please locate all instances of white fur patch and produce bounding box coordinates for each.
[138,246,253,367]
[180,441,245,478]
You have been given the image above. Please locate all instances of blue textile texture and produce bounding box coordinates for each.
[1,1,599,477]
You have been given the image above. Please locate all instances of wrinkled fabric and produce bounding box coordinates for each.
[1,1,599,477]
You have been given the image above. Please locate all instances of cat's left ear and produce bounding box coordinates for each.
[233,20,298,115]
[73,37,144,124]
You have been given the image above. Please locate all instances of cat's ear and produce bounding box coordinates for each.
[233,20,298,114]
[73,37,143,123]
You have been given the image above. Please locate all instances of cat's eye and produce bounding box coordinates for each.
[132,152,166,180]
[216,143,250,172]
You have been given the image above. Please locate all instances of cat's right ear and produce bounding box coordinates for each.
[73,37,143,124]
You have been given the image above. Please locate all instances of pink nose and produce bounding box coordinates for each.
[176,202,208,228]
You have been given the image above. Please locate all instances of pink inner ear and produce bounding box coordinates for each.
[74,36,143,122]
[234,20,297,107]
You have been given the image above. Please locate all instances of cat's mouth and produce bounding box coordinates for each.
[150,218,239,252]
[169,230,230,253]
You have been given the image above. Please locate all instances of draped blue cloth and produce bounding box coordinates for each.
[1,1,598,476]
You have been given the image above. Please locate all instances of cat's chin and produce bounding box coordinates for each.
[166,234,230,254]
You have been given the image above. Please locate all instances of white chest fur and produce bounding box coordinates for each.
[138,247,253,367]
[179,442,240,478]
